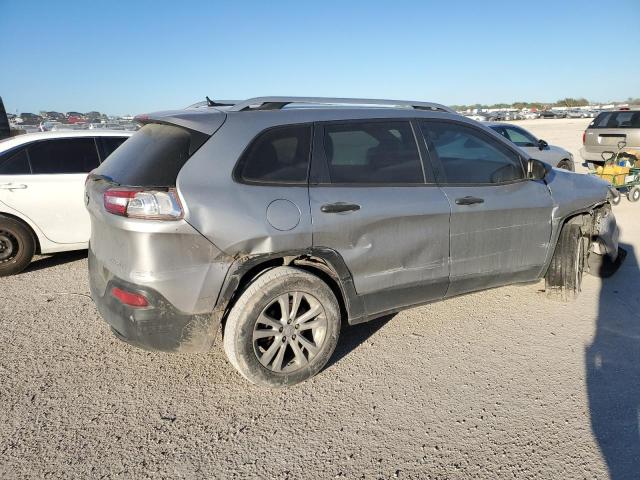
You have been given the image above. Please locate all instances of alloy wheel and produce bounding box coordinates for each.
[253,291,328,373]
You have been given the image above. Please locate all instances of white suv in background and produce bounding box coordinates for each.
[0,130,132,275]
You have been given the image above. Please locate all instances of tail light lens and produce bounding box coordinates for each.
[103,188,183,220]
[111,287,149,307]
[582,131,586,144]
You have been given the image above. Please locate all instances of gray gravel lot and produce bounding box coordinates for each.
[1,119,639,479]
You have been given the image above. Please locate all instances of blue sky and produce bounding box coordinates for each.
[2,0,639,115]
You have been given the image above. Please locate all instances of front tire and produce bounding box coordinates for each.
[545,224,587,301]
[223,266,341,387]
[610,189,622,206]
[0,215,35,277]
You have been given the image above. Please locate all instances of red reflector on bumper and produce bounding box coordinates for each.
[111,287,149,307]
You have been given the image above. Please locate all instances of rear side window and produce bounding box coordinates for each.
[591,111,640,128]
[28,138,100,174]
[322,121,424,184]
[236,125,312,184]
[97,136,128,161]
[421,121,524,184]
[95,124,206,187]
[0,148,31,175]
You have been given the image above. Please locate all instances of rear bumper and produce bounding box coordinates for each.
[89,249,222,352]
[580,147,606,163]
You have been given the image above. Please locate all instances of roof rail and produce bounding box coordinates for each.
[227,96,456,114]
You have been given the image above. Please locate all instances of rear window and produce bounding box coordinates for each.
[591,111,640,129]
[95,124,206,186]
[97,136,128,161]
[235,125,312,184]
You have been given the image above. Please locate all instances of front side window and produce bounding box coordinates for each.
[236,125,312,184]
[322,121,423,184]
[0,148,31,175]
[27,138,100,174]
[503,126,537,147]
[421,121,524,184]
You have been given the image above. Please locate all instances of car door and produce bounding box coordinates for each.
[0,137,100,244]
[419,119,554,297]
[309,119,451,316]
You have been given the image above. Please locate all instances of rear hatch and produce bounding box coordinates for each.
[584,111,640,160]
[85,113,225,305]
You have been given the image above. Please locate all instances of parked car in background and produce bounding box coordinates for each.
[479,111,505,121]
[566,109,589,119]
[85,96,618,387]
[0,130,132,275]
[486,122,574,170]
[522,112,539,120]
[539,110,566,119]
[463,113,485,122]
[581,110,640,168]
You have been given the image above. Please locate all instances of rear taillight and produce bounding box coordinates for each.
[582,131,586,144]
[111,287,149,307]
[103,188,183,220]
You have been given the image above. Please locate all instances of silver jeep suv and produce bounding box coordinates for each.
[86,97,620,387]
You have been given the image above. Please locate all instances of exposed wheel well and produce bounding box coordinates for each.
[224,254,349,328]
[0,212,41,254]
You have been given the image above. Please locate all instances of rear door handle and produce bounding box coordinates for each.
[320,202,361,213]
[0,183,28,190]
[455,196,484,205]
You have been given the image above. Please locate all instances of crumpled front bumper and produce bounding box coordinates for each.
[593,205,619,262]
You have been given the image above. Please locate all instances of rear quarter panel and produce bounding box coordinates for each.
[177,115,313,257]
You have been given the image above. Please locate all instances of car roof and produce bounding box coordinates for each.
[0,130,133,151]
[140,106,467,135]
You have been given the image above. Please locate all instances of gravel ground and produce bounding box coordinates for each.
[1,119,639,479]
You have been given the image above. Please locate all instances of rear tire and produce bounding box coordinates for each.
[545,224,587,301]
[223,266,341,387]
[0,216,35,277]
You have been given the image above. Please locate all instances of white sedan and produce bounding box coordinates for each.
[0,130,132,275]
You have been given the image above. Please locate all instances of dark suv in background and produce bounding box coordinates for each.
[85,97,619,387]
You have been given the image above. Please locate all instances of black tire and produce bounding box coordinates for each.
[0,215,35,277]
[610,189,622,206]
[545,224,587,301]
[627,186,640,203]
[223,266,340,387]
[557,159,573,171]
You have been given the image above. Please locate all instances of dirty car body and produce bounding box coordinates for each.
[85,97,619,367]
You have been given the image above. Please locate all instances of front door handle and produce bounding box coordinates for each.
[0,183,28,190]
[320,202,361,213]
[455,196,484,206]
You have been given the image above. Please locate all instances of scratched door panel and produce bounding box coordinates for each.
[310,186,451,308]
[441,180,553,297]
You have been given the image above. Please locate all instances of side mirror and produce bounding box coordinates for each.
[538,139,548,150]
[527,159,549,180]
